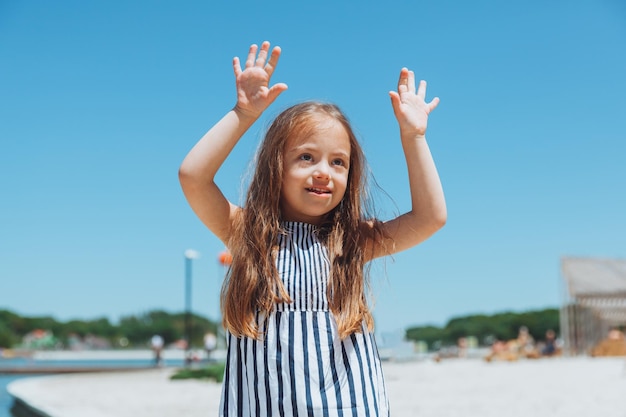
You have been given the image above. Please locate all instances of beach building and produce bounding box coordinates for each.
[560,257,626,355]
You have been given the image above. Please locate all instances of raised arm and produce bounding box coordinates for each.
[367,68,447,260]
[178,41,288,244]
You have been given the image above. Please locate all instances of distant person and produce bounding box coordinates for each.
[591,328,626,357]
[485,328,540,362]
[150,334,164,367]
[179,40,446,416]
[510,326,538,359]
[541,329,558,356]
[203,332,217,361]
[484,338,516,362]
[457,337,468,358]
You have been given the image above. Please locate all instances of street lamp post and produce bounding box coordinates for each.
[184,249,200,366]
[217,250,232,350]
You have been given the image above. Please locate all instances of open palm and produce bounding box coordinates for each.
[389,68,439,137]
[233,41,288,118]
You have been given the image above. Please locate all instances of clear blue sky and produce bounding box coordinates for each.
[1,1,625,334]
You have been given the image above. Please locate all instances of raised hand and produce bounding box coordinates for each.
[233,41,288,119]
[389,68,439,138]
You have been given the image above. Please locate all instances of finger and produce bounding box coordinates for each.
[417,80,427,99]
[388,91,401,114]
[407,70,416,94]
[265,46,282,78]
[428,97,440,112]
[232,56,242,78]
[245,44,258,69]
[267,82,289,103]
[397,67,410,95]
[255,41,270,67]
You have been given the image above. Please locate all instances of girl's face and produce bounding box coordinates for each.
[280,117,351,225]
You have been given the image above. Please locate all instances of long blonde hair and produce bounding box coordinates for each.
[221,102,386,339]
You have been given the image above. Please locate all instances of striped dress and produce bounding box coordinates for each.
[220,222,390,417]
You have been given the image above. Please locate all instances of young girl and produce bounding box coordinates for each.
[179,41,446,417]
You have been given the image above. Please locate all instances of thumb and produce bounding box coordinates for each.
[389,91,401,113]
[267,83,288,103]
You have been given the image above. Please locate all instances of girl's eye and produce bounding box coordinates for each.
[332,158,346,167]
[299,154,313,161]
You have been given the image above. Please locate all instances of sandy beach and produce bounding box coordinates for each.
[8,356,626,417]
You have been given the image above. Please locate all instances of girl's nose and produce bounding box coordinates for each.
[313,163,331,179]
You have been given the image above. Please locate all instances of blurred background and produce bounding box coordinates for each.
[1,0,625,352]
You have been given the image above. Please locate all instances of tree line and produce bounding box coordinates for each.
[0,309,219,349]
[1,307,559,350]
[405,307,559,349]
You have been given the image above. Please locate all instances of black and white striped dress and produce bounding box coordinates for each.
[220,222,390,417]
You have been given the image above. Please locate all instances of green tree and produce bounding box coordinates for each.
[405,325,446,349]
[0,321,17,348]
[405,308,560,349]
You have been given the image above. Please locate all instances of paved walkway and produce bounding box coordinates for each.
[8,357,626,417]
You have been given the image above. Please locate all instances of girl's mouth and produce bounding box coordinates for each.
[307,187,330,195]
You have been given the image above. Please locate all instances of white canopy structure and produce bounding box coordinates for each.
[560,257,626,355]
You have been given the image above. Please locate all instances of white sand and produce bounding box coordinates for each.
[8,357,626,417]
